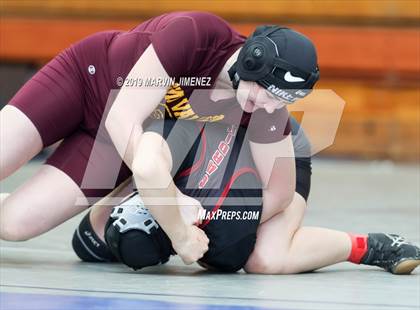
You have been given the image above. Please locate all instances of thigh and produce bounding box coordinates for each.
[0,105,43,179]
[7,47,85,147]
[244,192,306,273]
[1,130,132,240]
[0,164,89,240]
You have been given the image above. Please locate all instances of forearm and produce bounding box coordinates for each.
[133,160,188,243]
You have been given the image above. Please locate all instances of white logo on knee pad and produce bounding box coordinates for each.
[84,230,100,248]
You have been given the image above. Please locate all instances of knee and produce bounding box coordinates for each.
[0,200,37,241]
[244,251,276,274]
[0,219,33,241]
[244,249,291,275]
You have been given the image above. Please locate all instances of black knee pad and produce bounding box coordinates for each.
[72,212,118,262]
[104,200,174,270]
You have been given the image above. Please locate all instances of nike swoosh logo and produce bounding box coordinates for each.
[284,71,305,83]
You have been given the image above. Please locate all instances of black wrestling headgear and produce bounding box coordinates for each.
[228,25,320,103]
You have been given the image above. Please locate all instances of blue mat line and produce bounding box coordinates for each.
[0,292,284,310]
[1,284,416,309]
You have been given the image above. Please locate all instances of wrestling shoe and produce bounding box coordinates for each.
[361,233,420,274]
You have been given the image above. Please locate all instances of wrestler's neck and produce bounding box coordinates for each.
[210,47,241,101]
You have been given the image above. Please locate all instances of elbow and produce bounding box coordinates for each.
[131,131,172,187]
[132,154,158,182]
[132,154,172,193]
[131,134,162,181]
[132,150,170,186]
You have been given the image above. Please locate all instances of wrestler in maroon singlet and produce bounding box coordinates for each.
[8,11,290,198]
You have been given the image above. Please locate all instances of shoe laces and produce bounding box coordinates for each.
[385,234,411,248]
[370,236,404,268]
